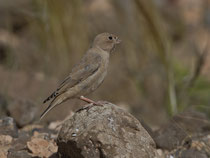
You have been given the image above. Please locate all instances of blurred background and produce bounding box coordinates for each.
[0,0,210,128]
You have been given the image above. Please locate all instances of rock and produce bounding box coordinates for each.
[27,137,58,157]
[0,135,13,145]
[48,121,63,132]
[7,99,38,127]
[6,123,58,158]
[169,134,210,158]
[176,149,208,158]
[26,131,58,157]
[0,135,13,158]
[9,131,30,153]
[0,150,7,158]
[0,117,18,138]
[21,124,58,141]
[21,124,44,133]
[153,111,210,151]
[0,94,8,117]
[57,102,159,158]
[153,121,188,151]
[7,150,31,158]
[171,111,210,133]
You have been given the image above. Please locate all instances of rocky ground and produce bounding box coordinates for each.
[0,100,210,158]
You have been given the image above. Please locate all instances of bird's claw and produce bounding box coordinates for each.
[94,102,104,106]
[76,102,104,113]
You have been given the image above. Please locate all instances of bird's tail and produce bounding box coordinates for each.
[40,96,64,121]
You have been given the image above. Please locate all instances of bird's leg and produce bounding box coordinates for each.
[79,96,97,104]
[77,96,103,112]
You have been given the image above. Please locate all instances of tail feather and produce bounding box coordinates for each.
[40,97,63,121]
[43,91,58,103]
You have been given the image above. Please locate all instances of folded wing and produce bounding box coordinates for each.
[43,52,102,103]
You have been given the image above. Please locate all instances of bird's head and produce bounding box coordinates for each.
[92,32,121,53]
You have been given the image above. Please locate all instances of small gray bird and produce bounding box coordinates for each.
[40,32,121,120]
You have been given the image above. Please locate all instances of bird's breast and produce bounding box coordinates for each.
[89,56,109,91]
[77,54,109,96]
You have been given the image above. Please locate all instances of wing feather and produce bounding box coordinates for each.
[43,52,101,103]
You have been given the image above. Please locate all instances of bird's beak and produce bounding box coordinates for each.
[115,38,122,44]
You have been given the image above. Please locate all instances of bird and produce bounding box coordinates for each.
[40,32,121,120]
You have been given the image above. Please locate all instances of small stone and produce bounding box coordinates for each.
[48,121,62,131]
[7,150,31,158]
[27,137,58,157]
[0,135,13,158]
[9,131,30,152]
[0,135,13,145]
[21,124,43,133]
[156,149,163,156]
[0,117,18,138]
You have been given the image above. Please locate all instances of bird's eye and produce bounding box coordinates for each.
[108,36,113,40]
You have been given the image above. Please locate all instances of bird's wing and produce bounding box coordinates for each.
[43,52,102,104]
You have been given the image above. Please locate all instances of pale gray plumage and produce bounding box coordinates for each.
[40,32,121,120]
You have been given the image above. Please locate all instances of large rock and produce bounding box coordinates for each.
[57,102,159,158]
[7,99,38,127]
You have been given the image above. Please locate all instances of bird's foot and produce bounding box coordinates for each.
[94,101,104,106]
[76,101,104,113]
